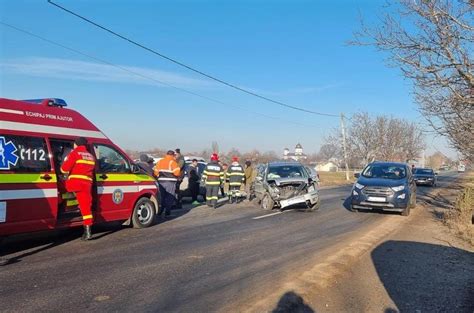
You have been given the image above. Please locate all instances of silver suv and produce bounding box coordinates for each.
[253,162,320,211]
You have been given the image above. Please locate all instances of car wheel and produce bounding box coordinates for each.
[261,194,274,210]
[401,205,410,216]
[306,200,320,212]
[410,193,417,209]
[132,197,156,228]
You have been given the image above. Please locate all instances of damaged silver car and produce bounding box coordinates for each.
[252,162,320,211]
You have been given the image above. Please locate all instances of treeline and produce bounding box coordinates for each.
[321,112,426,168]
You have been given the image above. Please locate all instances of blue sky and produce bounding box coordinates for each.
[0,0,456,158]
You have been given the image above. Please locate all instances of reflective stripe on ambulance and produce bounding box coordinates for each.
[0,174,58,200]
[95,173,157,194]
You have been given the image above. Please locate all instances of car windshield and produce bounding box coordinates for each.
[414,169,434,175]
[267,165,306,179]
[362,164,407,179]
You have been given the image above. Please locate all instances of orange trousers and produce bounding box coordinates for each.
[66,179,93,226]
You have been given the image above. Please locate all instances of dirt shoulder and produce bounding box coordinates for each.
[306,175,474,312]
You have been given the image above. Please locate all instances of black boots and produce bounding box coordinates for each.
[81,225,92,241]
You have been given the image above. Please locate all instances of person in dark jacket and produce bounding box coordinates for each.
[175,148,185,209]
[137,154,154,177]
[188,159,201,205]
[202,153,224,208]
[227,156,245,203]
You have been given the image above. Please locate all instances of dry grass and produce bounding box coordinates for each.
[444,172,474,246]
[319,171,355,187]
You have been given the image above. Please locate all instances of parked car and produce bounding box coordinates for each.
[179,160,207,198]
[252,162,320,211]
[458,164,466,173]
[351,162,416,216]
[413,168,437,187]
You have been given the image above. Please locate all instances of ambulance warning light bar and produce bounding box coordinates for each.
[22,98,68,108]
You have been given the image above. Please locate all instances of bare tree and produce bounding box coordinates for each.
[211,141,219,154]
[345,112,425,165]
[317,142,340,162]
[351,0,474,161]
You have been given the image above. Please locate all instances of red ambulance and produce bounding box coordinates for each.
[0,98,159,238]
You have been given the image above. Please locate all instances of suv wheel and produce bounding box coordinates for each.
[401,204,411,216]
[410,193,417,209]
[306,201,320,212]
[261,194,274,210]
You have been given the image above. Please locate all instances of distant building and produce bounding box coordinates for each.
[283,143,308,162]
[316,161,339,172]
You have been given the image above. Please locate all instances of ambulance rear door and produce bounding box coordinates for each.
[0,134,58,236]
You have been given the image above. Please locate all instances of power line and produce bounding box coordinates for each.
[47,0,339,118]
[0,21,317,128]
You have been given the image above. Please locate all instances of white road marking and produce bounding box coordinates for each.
[252,209,294,220]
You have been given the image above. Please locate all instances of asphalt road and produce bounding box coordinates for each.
[0,172,459,313]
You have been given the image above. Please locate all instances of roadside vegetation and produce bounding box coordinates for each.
[351,0,473,163]
[444,172,474,245]
[319,171,355,187]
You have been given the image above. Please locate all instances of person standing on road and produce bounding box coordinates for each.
[61,137,96,241]
[174,148,186,209]
[227,157,245,203]
[202,153,224,208]
[154,150,181,217]
[137,154,154,177]
[220,163,229,197]
[188,159,201,205]
[244,160,256,201]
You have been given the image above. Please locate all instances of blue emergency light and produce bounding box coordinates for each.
[22,98,68,107]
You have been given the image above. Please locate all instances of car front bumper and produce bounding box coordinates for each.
[351,189,409,212]
[278,191,319,209]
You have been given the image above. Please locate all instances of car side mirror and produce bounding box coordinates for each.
[354,173,360,178]
[131,163,141,174]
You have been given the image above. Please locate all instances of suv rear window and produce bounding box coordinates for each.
[414,169,434,175]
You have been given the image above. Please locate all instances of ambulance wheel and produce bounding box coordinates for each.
[132,198,156,228]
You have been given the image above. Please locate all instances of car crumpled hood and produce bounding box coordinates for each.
[270,177,308,186]
[357,176,406,187]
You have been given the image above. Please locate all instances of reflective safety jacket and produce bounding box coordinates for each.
[202,161,224,186]
[154,155,181,182]
[227,163,245,186]
[61,145,96,182]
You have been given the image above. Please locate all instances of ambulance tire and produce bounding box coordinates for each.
[132,198,156,229]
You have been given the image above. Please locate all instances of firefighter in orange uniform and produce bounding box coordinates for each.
[61,137,96,240]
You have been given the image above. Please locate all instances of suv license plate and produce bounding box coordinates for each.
[368,196,386,202]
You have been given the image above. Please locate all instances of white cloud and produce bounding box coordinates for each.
[0,57,216,88]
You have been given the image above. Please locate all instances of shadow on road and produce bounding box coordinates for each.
[272,291,315,313]
[0,222,123,265]
[372,240,474,313]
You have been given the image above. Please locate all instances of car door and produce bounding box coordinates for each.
[252,165,266,200]
[0,134,58,236]
[93,144,134,222]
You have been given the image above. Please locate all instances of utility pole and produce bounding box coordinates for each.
[340,113,350,181]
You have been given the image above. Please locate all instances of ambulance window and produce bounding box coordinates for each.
[93,144,130,173]
[0,135,51,172]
